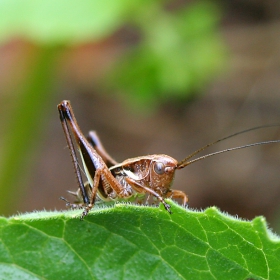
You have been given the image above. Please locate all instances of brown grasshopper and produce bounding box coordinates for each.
[58,100,280,219]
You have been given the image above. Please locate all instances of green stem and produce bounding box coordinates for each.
[0,46,60,215]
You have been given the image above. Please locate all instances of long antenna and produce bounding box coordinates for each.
[177,124,280,169]
[177,140,280,169]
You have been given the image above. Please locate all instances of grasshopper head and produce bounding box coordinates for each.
[149,155,178,190]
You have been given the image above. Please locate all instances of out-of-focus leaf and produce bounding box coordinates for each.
[0,0,148,44]
[107,2,227,108]
[0,47,59,215]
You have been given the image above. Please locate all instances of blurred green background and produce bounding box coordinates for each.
[1,0,280,230]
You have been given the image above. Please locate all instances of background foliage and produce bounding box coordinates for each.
[0,0,225,215]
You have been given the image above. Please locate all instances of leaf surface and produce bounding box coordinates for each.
[1,201,279,280]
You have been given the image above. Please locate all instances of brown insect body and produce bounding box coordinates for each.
[58,100,280,219]
[110,155,178,201]
[58,100,187,219]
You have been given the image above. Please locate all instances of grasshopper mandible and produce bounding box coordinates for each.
[58,100,280,219]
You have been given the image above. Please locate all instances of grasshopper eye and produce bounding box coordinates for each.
[154,162,165,175]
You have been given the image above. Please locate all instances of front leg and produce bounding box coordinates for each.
[125,177,172,214]
[166,189,188,207]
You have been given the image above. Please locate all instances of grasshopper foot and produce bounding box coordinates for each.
[163,201,172,214]
[60,196,83,210]
[60,196,72,207]
[80,204,93,220]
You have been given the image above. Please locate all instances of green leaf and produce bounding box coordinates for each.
[0,0,145,44]
[1,201,280,279]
